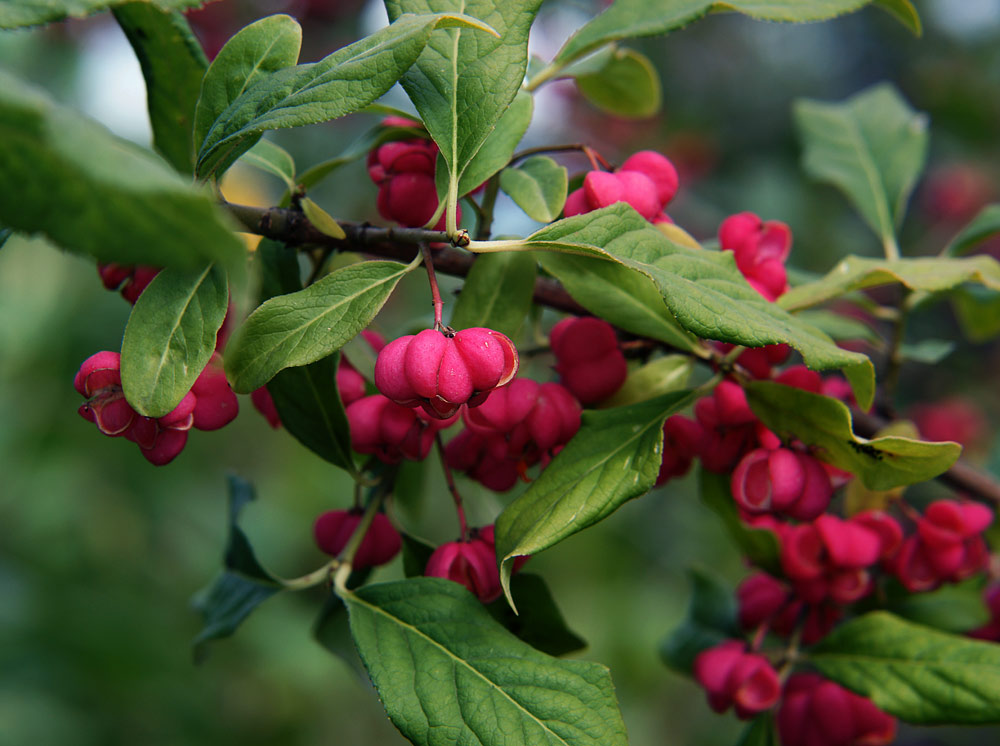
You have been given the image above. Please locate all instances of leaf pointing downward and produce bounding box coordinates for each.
[344,577,628,746]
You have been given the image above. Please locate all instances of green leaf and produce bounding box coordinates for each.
[880,578,989,634]
[401,533,436,578]
[487,574,587,657]
[0,227,13,251]
[537,252,699,353]
[266,353,356,474]
[780,255,1000,311]
[191,475,281,661]
[343,577,628,746]
[574,47,661,119]
[953,285,1000,343]
[239,138,297,189]
[449,251,537,338]
[699,469,782,576]
[255,238,303,303]
[340,331,379,384]
[113,3,207,174]
[794,83,928,252]
[793,309,881,345]
[496,390,694,606]
[446,89,534,199]
[511,205,874,408]
[600,355,694,408]
[0,69,245,270]
[120,264,229,417]
[809,611,1000,724]
[946,204,1000,256]
[300,197,346,239]
[313,591,364,677]
[225,259,415,393]
[193,15,302,162]
[548,0,907,70]
[736,713,779,746]
[0,0,201,29]
[874,0,921,35]
[898,339,954,365]
[500,156,569,224]
[196,12,497,179]
[745,381,961,490]
[385,0,542,232]
[659,566,740,675]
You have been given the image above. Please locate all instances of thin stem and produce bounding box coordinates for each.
[883,289,910,408]
[476,177,501,241]
[436,433,468,541]
[525,61,563,92]
[279,559,341,591]
[420,243,446,330]
[883,233,901,262]
[510,143,599,166]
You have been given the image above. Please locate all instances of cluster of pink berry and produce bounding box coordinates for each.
[718,212,792,302]
[694,642,895,744]
[320,314,631,599]
[74,351,237,464]
[97,262,160,304]
[366,117,454,229]
[565,150,678,224]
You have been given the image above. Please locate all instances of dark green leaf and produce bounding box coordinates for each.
[574,47,661,119]
[385,0,542,231]
[659,566,740,675]
[344,577,628,746]
[194,15,302,161]
[946,204,1000,256]
[736,713,779,746]
[0,0,201,29]
[745,381,961,490]
[794,84,928,252]
[809,611,1000,724]
[120,264,229,417]
[255,238,302,303]
[780,255,1000,311]
[500,155,569,223]
[496,391,694,605]
[506,205,874,408]
[196,13,496,179]
[191,475,281,661]
[898,339,954,364]
[699,469,782,576]
[191,573,281,663]
[225,259,416,393]
[401,533,436,578]
[313,589,368,678]
[114,3,207,174]
[537,252,699,352]
[0,227,12,251]
[266,353,356,474]
[487,574,587,657]
[953,285,1000,343]
[880,578,989,634]
[450,251,537,338]
[0,70,245,270]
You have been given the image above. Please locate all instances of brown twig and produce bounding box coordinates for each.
[224,200,1000,507]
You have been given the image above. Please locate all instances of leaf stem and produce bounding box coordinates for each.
[476,176,501,240]
[420,243,446,330]
[436,433,468,541]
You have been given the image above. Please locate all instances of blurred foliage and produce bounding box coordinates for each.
[2,0,1000,744]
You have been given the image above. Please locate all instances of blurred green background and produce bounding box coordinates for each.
[3,1,1000,744]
